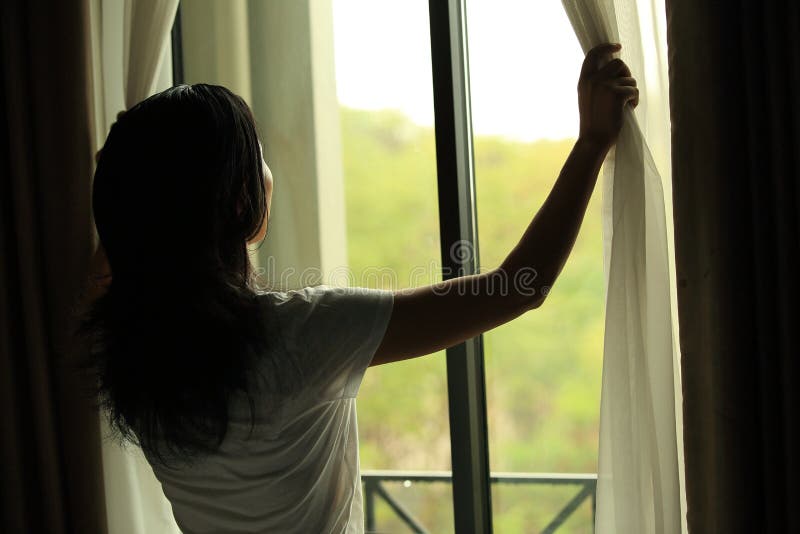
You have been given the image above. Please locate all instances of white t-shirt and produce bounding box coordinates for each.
[146,285,394,533]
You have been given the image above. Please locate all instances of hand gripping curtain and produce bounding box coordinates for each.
[560,1,685,532]
[89,1,180,532]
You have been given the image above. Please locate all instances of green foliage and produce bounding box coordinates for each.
[341,106,604,532]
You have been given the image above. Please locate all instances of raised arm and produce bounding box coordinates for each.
[371,43,638,366]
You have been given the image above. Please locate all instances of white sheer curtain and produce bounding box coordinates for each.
[88,1,180,532]
[560,0,686,532]
[123,0,180,108]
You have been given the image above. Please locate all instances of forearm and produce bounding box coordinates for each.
[499,137,609,307]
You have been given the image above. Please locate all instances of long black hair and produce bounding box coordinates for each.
[80,84,298,466]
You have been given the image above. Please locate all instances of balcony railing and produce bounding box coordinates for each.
[361,470,597,533]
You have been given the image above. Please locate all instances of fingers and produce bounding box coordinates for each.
[597,57,632,78]
[579,42,640,110]
[581,42,621,77]
[586,42,622,60]
[611,86,640,107]
[610,86,638,96]
[614,76,637,87]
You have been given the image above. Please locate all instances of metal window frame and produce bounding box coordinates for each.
[171,1,494,531]
[428,1,493,532]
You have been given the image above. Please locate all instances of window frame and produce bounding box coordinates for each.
[427,1,493,532]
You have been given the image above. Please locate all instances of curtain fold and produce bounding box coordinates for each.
[123,0,180,108]
[88,1,179,532]
[561,1,683,532]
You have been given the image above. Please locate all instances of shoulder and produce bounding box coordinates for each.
[253,285,394,398]
[257,284,393,311]
[256,284,394,339]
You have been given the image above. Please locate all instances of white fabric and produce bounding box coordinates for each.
[560,1,685,533]
[123,0,180,108]
[147,286,393,533]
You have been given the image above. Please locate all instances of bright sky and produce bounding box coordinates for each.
[331,0,585,142]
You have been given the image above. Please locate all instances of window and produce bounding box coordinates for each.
[467,1,600,531]
[333,1,455,530]
[175,1,602,531]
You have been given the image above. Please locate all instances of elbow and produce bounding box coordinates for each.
[530,282,553,310]
[494,265,551,313]
[528,297,545,311]
[509,285,548,313]
[522,274,556,310]
[524,290,547,311]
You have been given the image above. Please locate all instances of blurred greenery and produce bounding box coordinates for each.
[341,106,604,533]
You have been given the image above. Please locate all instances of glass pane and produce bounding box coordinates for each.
[466,1,602,532]
[333,1,454,531]
[179,1,453,531]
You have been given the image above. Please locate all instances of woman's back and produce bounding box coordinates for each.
[85,50,639,531]
[146,286,393,534]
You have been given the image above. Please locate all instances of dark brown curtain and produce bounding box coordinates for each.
[0,0,107,533]
[667,0,799,532]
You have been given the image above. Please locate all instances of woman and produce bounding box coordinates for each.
[81,43,636,533]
